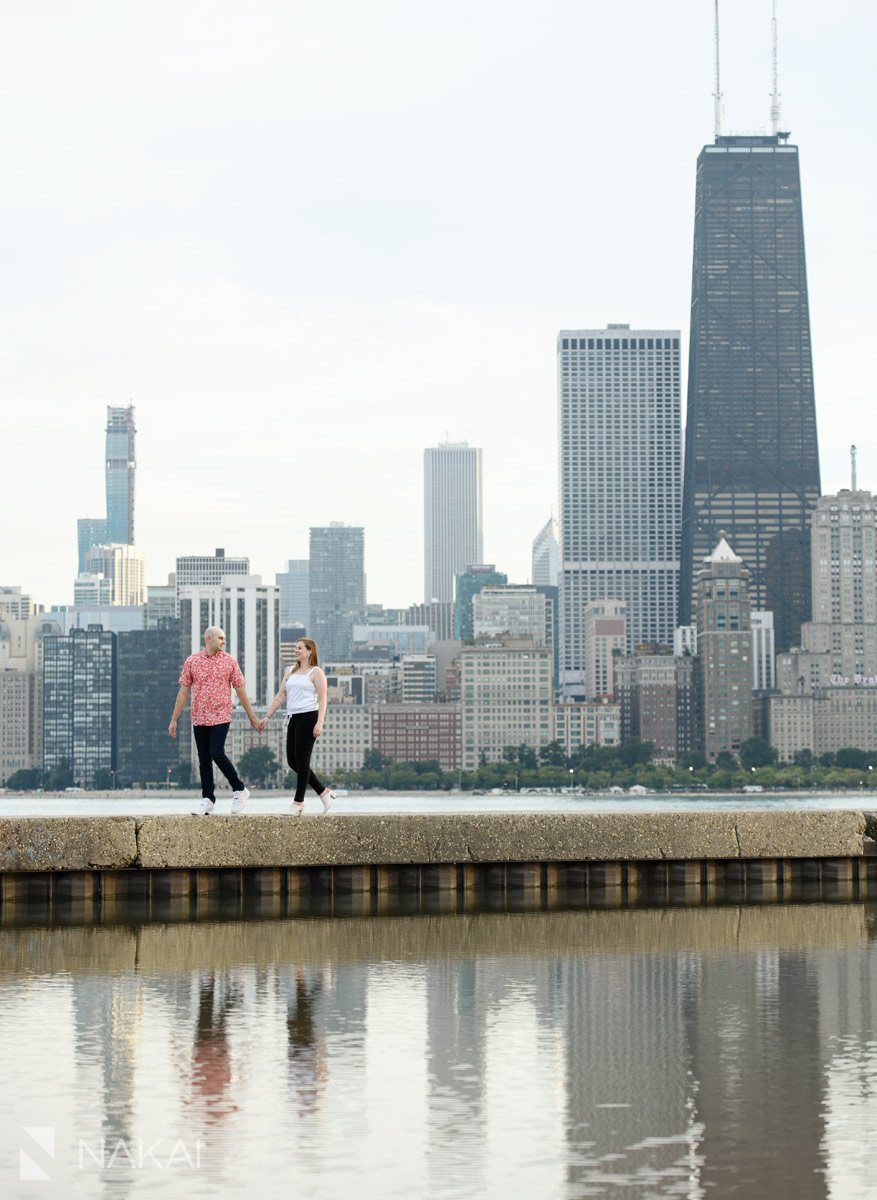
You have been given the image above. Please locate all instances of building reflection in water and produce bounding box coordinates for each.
[0,902,874,1198]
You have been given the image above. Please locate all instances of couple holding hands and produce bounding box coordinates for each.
[169,628,333,816]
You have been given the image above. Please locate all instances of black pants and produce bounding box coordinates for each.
[287,711,326,804]
[193,723,245,800]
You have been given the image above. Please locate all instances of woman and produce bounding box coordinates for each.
[262,638,334,814]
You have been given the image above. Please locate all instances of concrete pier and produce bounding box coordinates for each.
[0,811,874,909]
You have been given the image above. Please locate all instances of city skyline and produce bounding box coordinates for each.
[2,1,874,608]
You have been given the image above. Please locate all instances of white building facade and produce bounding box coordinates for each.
[424,442,483,604]
[179,575,280,707]
[558,325,681,692]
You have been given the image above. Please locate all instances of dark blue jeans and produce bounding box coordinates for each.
[193,723,245,800]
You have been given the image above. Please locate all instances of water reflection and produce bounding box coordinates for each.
[1,904,875,1198]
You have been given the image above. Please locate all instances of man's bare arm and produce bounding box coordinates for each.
[168,686,190,738]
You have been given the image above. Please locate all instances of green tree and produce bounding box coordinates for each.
[617,739,655,767]
[793,749,814,768]
[238,745,280,786]
[835,747,874,770]
[739,738,777,769]
[93,768,114,790]
[363,749,388,770]
[47,760,74,790]
[3,767,45,790]
[678,750,707,770]
[538,741,567,767]
[714,750,736,770]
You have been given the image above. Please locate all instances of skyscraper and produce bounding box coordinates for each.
[424,442,483,604]
[175,548,249,600]
[43,626,116,786]
[678,135,820,651]
[309,524,365,661]
[105,405,136,545]
[179,576,280,706]
[696,538,753,762]
[276,559,310,629]
[531,516,559,587]
[453,564,507,641]
[77,518,107,574]
[800,478,877,678]
[558,325,681,693]
[84,543,146,606]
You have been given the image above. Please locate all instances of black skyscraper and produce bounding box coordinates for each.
[678,135,820,650]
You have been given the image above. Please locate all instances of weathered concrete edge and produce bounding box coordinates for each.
[0,812,871,872]
[0,818,139,873]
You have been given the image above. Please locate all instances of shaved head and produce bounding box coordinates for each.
[203,626,226,654]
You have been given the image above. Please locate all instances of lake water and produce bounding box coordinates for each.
[0,789,875,817]
[1,896,876,1198]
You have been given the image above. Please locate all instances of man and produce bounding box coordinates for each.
[169,626,261,815]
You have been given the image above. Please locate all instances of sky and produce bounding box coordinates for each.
[2,0,876,610]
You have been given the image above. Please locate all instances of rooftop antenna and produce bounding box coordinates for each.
[713,0,724,139]
[851,445,858,491]
[769,0,782,136]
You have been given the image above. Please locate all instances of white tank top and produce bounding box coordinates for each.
[285,667,319,715]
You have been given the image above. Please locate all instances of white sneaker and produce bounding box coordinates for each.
[192,798,216,816]
[231,788,250,814]
[320,789,335,814]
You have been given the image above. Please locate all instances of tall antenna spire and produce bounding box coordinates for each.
[713,0,723,139]
[851,445,858,491]
[770,0,782,136]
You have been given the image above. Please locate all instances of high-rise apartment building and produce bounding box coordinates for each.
[800,484,877,678]
[558,325,681,692]
[583,599,627,701]
[472,583,558,683]
[751,611,776,692]
[679,136,820,651]
[373,704,461,771]
[424,442,483,604]
[276,560,310,629]
[105,405,136,544]
[309,525,365,662]
[76,519,107,574]
[116,624,180,786]
[399,655,437,703]
[406,601,454,643]
[615,650,699,762]
[144,583,177,629]
[43,627,116,786]
[696,538,753,761]
[73,574,113,607]
[175,548,249,599]
[179,576,280,707]
[553,700,621,758]
[0,587,38,619]
[532,517,559,588]
[460,636,552,770]
[454,564,508,641]
[84,544,146,606]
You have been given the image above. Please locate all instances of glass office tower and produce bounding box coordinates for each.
[105,405,136,545]
[678,135,820,651]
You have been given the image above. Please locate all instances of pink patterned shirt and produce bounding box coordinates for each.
[179,650,245,726]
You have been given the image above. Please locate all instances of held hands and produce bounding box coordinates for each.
[254,716,269,732]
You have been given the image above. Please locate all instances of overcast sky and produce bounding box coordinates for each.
[3,0,876,609]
